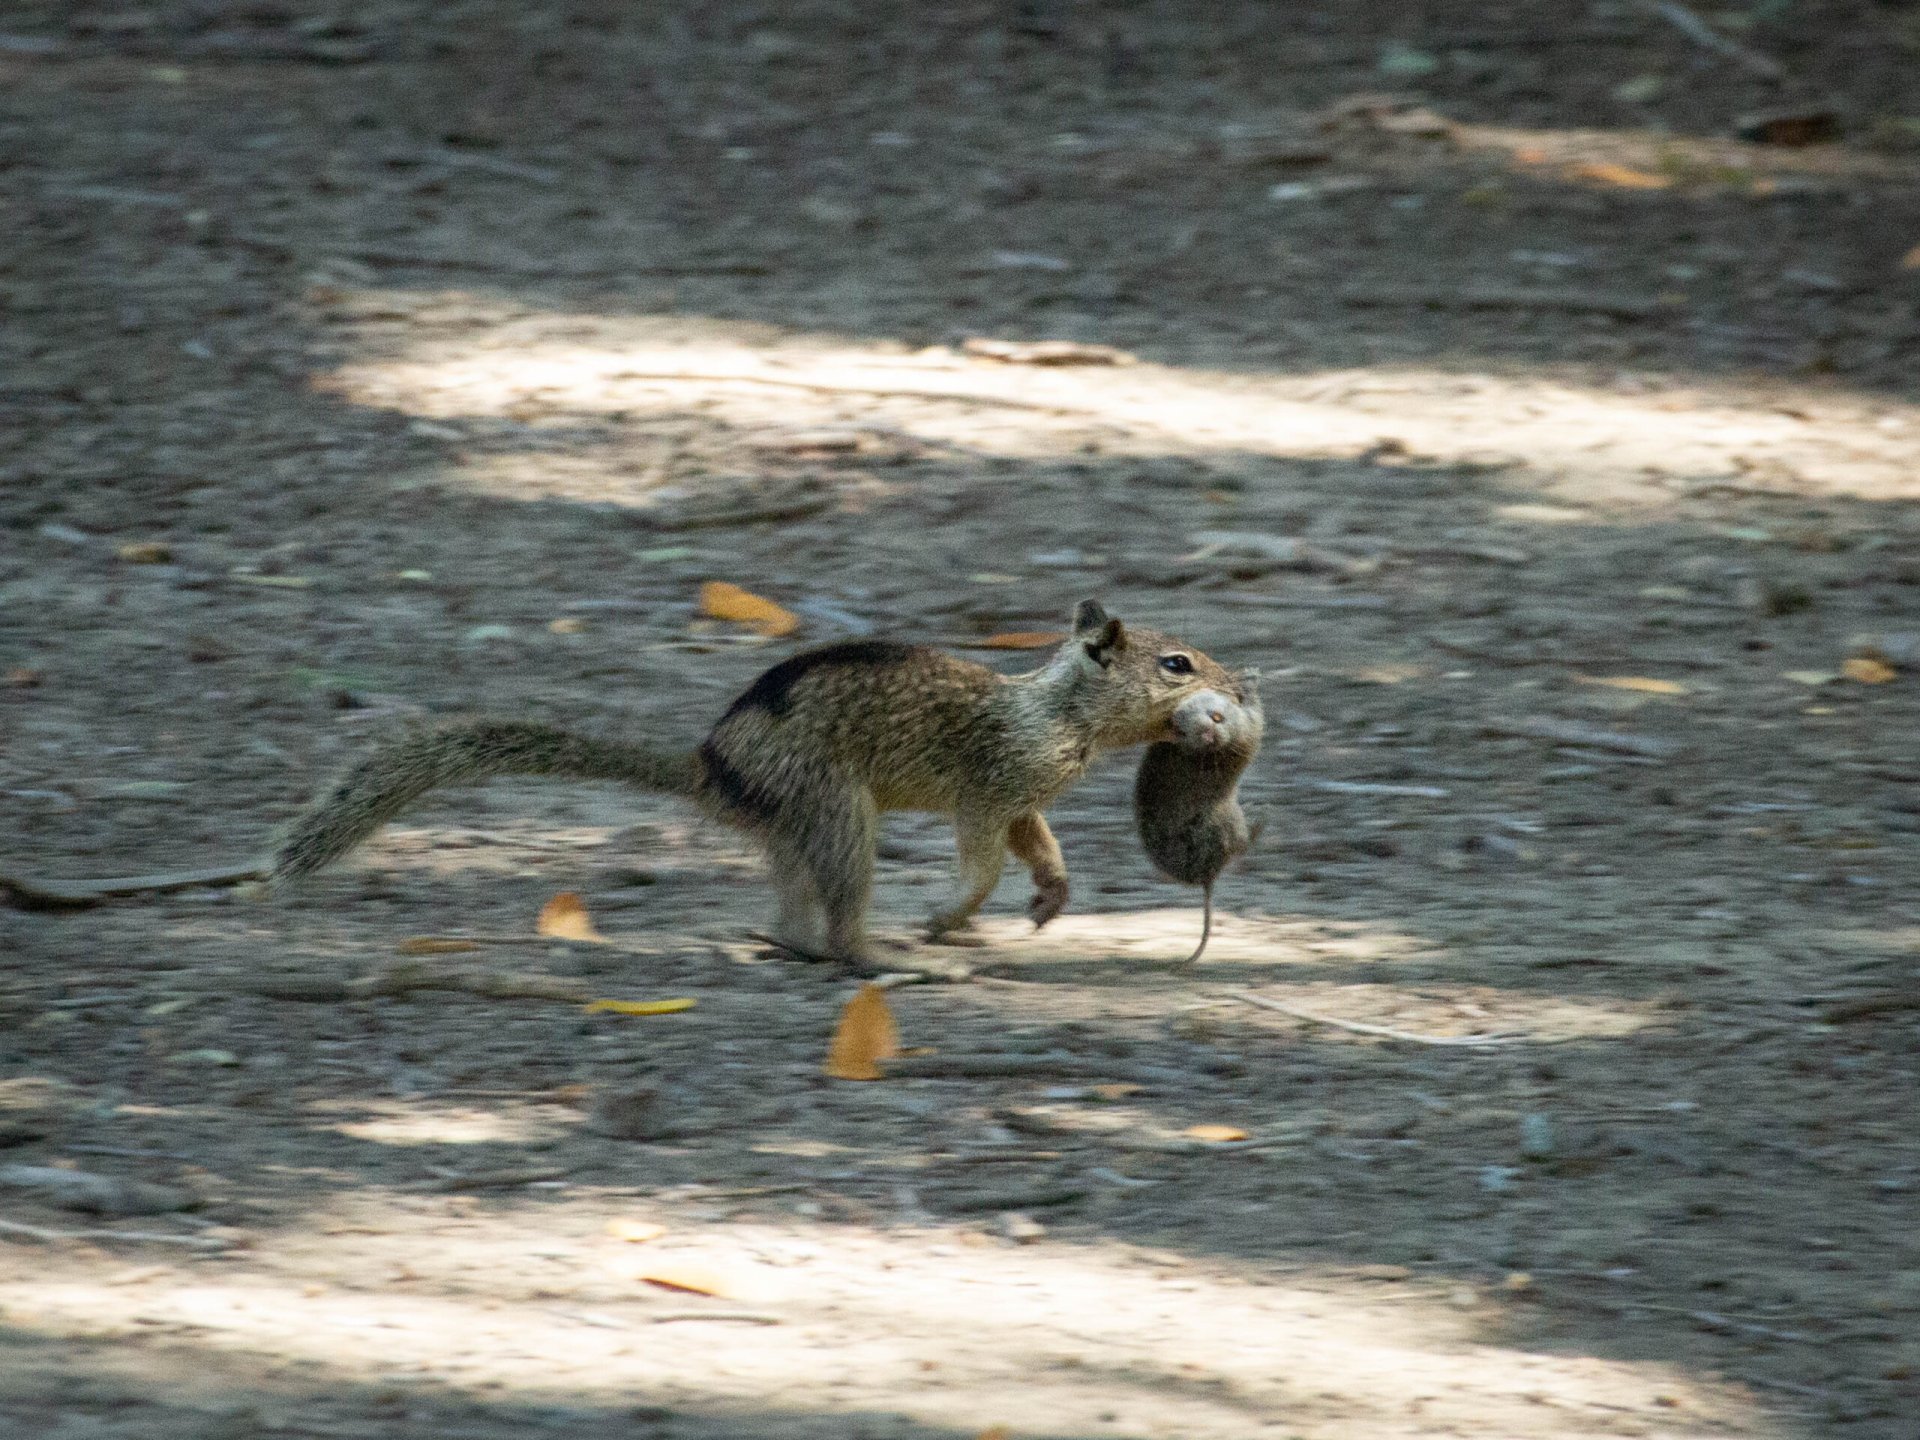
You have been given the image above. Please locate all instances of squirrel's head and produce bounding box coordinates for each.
[1058,599,1240,748]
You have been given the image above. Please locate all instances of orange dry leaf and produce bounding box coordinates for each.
[1185,1124,1250,1143]
[1567,161,1672,190]
[537,891,605,942]
[1575,675,1689,696]
[396,937,483,955]
[1843,657,1897,684]
[975,631,1064,650]
[1352,664,1425,685]
[605,1218,668,1243]
[699,581,800,637]
[1901,244,1920,271]
[635,1264,732,1298]
[825,984,901,1081]
[582,997,696,1016]
[976,1428,1013,1440]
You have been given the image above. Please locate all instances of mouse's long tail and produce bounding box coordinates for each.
[1178,881,1216,967]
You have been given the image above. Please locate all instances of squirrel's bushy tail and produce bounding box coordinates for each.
[273,721,699,881]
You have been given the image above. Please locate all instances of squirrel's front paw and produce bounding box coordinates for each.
[1027,875,1069,929]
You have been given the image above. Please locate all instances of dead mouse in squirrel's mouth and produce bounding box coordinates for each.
[1133,671,1263,965]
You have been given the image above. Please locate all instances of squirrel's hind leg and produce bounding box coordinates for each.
[765,780,879,969]
[768,866,827,955]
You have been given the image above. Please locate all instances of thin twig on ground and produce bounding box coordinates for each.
[227,230,769,277]
[603,370,1118,421]
[655,494,837,530]
[410,147,562,185]
[1641,0,1785,80]
[0,861,266,910]
[941,1185,1090,1213]
[1623,1301,1812,1342]
[428,1166,571,1192]
[0,1217,233,1250]
[240,964,598,1004]
[358,964,591,1003]
[1339,284,1670,320]
[1216,591,1393,612]
[1820,990,1920,1022]
[644,1309,785,1325]
[1483,716,1681,758]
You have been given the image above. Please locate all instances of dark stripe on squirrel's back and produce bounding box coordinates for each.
[720,640,923,720]
[696,738,783,821]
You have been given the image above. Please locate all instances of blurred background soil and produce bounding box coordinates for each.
[2,3,1920,1436]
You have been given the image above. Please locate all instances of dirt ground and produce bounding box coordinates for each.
[4,2,1920,1436]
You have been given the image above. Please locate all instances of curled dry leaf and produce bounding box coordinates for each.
[698,581,800,638]
[582,997,697,1016]
[116,541,172,564]
[605,1218,668,1243]
[1901,244,1920,272]
[825,983,901,1081]
[971,632,1065,650]
[1184,1124,1250,1143]
[1566,161,1672,190]
[1842,657,1897,684]
[548,616,587,634]
[396,937,483,956]
[1735,109,1840,147]
[537,891,605,942]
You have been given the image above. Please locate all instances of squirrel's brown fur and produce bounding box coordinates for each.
[1133,672,1263,965]
[275,601,1235,972]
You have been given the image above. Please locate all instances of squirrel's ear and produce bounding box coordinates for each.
[1071,599,1110,635]
[1083,617,1126,668]
[1238,667,1263,692]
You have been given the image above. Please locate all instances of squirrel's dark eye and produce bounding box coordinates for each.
[1158,653,1194,676]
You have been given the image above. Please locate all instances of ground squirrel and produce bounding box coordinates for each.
[1133,673,1263,965]
[275,600,1237,972]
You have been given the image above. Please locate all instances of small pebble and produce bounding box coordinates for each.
[998,1212,1047,1243]
[587,1086,687,1142]
[1519,1113,1556,1160]
[1479,1165,1521,1194]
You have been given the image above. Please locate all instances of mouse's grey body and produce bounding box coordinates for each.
[1133,674,1263,964]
